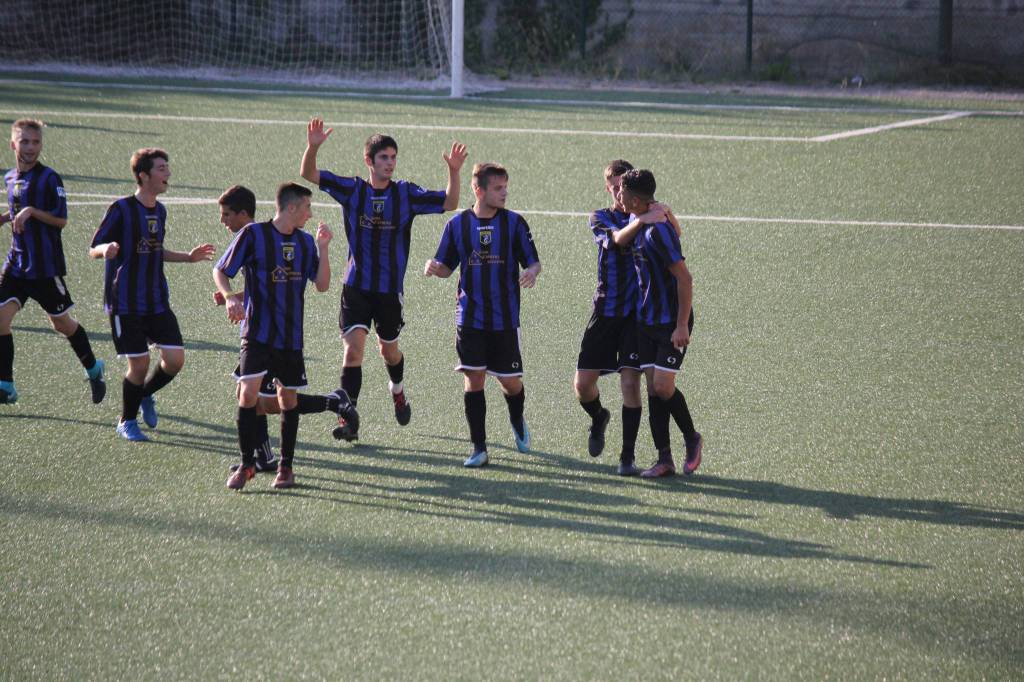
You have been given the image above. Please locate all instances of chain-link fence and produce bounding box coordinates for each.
[469,0,1024,84]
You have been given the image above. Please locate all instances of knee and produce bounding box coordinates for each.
[50,315,77,336]
[162,352,185,375]
[653,381,675,401]
[278,393,298,412]
[379,342,400,364]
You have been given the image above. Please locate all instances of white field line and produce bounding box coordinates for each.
[810,111,973,142]
[0,108,803,142]
[4,76,1023,118]
[65,193,1024,232]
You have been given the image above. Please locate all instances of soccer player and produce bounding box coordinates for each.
[89,148,215,441]
[215,185,359,476]
[575,160,685,475]
[0,119,105,405]
[216,183,357,490]
[424,162,541,467]
[615,169,703,478]
[300,117,467,441]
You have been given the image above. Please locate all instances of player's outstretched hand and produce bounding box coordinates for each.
[315,222,332,247]
[102,242,120,260]
[671,324,690,349]
[308,117,333,147]
[443,142,468,171]
[189,243,216,262]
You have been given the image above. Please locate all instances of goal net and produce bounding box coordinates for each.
[0,0,454,88]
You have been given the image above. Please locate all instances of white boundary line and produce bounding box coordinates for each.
[4,76,1023,118]
[810,111,973,142]
[64,193,1024,232]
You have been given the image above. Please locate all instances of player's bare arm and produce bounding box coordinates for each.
[519,262,542,289]
[424,259,452,278]
[89,242,119,259]
[12,206,67,234]
[301,117,333,185]
[668,260,693,348]
[611,206,665,247]
[213,269,245,323]
[442,142,468,211]
[314,222,333,292]
[0,211,9,225]
[164,243,216,263]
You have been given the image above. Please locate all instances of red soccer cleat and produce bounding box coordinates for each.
[226,464,256,490]
[272,465,294,489]
[640,460,676,478]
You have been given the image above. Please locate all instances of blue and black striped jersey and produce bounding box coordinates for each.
[215,221,319,351]
[635,221,686,327]
[435,208,540,331]
[3,163,68,279]
[91,196,170,315]
[589,208,638,318]
[318,171,445,294]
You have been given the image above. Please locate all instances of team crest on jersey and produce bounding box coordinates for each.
[147,217,158,234]
[478,228,493,246]
[282,243,295,262]
[12,181,24,212]
[372,198,386,216]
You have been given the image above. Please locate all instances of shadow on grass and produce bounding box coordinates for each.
[13,325,238,353]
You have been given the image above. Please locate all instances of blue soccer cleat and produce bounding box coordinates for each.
[0,380,17,405]
[86,359,106,404]
[463,448,489,468]
[117,419,149,442]
[512,418,531,453]
[140,395,158,428]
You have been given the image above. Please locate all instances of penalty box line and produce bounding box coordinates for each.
[65,193,1024,232]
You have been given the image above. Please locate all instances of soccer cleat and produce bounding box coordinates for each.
[272,465,294,489]
[683,432,703,476]
[330,389,360,442]
[640,460,676,478]
[512,418,531,453]
[86,359,106,404]
[226,464,256,490]
[0,380,17,405]
[392,388,411,426]
[140,395,158,428]
[617,460,641,477]
[463,448,489,468]
[230,443,278,473]
[588,408,611,457]
[116,419,149,442]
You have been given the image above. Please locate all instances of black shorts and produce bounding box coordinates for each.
[340,285,404,342]
[237,340,308,392]
[0,273,75,317]
[576,311,641,374]
[456,326,523,377]
[637,314,694,374]
[109,310,184,357]
[232,361,278,397]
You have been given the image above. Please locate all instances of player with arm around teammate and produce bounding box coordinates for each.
[216,183,357,490]
[617,169,702,478]
[0,119,106,405]
[89,148,215,441]
[424,162,541,468]
[300,117,467,442]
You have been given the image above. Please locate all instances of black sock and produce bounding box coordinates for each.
[66,324,97,370]
[279,409,299,468]
[580,395,603,420]
[122,378,146,422]
[237,406,259,467]
[143,366,175,396]
[295,393,328,414]
[341,365,362,405]
[385,355,404,387]
[621,406,642,462]
[504,386,526,440]
[668,389,698,443]
[0,333,12,382]
[647,394,672,457]
[464,389,487,451]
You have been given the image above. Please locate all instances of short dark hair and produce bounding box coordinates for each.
[11,119,43,138]
[472,162,509,190]
[604,159,634,180]
[276,182,312,211]
[218,185,257,218]
[620,169,656,201]
[365,134,398,160]
[131,148,169,185]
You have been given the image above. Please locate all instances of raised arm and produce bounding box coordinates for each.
[442,142,468,211]
[301,117,333,186]
[611,204,668,247]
